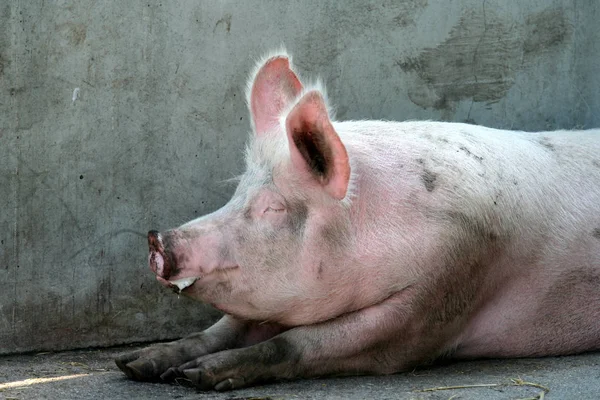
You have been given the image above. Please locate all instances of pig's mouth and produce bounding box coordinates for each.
[157,265,240,295]
[158,276,202,294]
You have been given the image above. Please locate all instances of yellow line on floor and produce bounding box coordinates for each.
[0,374,91,390]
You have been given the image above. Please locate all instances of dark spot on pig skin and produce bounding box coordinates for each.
[446,211,500,240]
[424,211,505,326]
[218,241,231,262]
[441,212,505,255]
[592,160,600,169]
[421,169,437,192]
[416,158,425,165]
[593,228,600,239]
[433,261,482,325]
[243,206,252,221]
[538,137,555,151]
[459,146,483,162]
[214,280,233,296]
[235,233,247,246]
[321,219,349,251]
[317,261,324,279]
[287,201,308,234]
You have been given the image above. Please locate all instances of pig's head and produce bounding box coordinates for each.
[148,53,354,325]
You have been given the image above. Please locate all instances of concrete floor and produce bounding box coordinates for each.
[0,345,598,400]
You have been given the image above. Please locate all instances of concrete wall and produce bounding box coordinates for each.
[1,0,598,354]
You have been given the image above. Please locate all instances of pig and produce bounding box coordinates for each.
[116,51,600,391]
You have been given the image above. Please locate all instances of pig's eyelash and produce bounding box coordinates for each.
[265,206,285,213]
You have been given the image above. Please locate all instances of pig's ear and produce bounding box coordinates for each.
[249,55,303,135]
[285,91,350,200]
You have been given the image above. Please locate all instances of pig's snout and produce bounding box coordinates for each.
[148,230,172,279]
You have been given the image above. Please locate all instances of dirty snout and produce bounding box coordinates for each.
[147,230,201,294]
[148,230,173,280]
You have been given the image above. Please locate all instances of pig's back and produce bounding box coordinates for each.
[335,120,600,239]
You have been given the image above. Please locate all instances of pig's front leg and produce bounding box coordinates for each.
[115,315,285,381]
[174,289,444,391]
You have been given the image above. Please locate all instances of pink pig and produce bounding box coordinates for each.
[116,51,600,391]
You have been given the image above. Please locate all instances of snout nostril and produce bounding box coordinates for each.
[147,230,171,278]
[147,230,163,252]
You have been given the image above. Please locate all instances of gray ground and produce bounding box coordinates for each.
[0,345,598,400]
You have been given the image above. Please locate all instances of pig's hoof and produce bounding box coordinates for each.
[115,352,162,382]
[182,368,215,391]
[160,366,186,381]
[214,377,246,391]
[181,367,245,391]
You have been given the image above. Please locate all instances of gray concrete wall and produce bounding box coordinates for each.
[1,0,598,354]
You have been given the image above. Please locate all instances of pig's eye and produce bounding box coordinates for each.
[253,191,286,217]
[265,206,285,213]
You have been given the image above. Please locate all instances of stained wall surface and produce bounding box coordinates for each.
[1,0,598,354]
